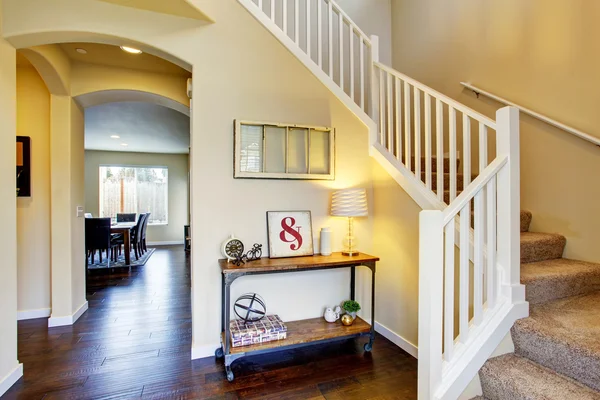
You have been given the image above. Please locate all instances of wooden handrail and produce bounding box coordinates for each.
[461,82,600,147]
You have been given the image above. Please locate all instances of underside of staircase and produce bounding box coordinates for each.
[478,211,600,399]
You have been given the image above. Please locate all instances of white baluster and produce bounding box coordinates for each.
[404,82,412,171]
[317,0,322,68]
[463,114,471,187]
[283,0,288,35]
[270,0,275,21]
[258,0,263,10]
[360,39,365,110]
[459,204,470,343]
[379,69,385,145]
[395,77,402,160]
[436,99,444,202]
[369,35,379,146]
[443,218,455,362]
[474,189,484,324]
[294,0,299,45]
[350,28,354,100]
[424,93,432,190]
[339,12,344,90]
[386,71,392,151]
[306,0,311,57]
[479,123,488,172]
[487,176,497,309]
[414,88,421,180]
[328,1,333,77]
[449,107,457,201]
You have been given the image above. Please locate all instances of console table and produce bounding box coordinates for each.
[215,252,379,382]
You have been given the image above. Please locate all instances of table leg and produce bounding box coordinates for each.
[224,280,231,355]
[369,267,376,347]
[123,230,131,266]
[350,266,356,300]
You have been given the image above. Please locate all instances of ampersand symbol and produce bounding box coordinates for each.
[279,217,303,250]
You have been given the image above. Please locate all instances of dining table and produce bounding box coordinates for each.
[111,222,136,266]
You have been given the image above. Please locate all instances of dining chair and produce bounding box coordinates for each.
[116,213,136,223]
[132,213,147,260]
[141,212,151,253]
[85,218,119,266]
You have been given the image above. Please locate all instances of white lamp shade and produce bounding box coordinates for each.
[331,188,368,217]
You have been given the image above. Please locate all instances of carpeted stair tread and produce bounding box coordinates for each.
[479,354,600,400]
[512,291,600,391]
[520,210,532,232]
[520,232,566,263]
[522,258,600,304]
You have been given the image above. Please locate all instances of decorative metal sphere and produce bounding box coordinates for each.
[341,314,354,326]
[234,293,266,323]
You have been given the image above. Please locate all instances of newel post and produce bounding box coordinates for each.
[495,106,525,303]
[418,210,444,400]
[369,35,380,146]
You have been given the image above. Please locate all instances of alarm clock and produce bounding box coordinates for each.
[221,234,244,261]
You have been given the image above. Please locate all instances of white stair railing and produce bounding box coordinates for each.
[237,2,527,399]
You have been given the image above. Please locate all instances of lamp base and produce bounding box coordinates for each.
[342,250,359,256]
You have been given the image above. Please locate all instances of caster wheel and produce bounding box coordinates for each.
[215,347,224,359]
[226,369,234,382]
[364,342,373,352]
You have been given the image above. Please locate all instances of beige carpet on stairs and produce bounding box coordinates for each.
[477,210,600,400]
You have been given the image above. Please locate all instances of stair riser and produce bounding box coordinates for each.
[526,272,600,305]
[521,236,566,263]
[512,325,600,391]
[521,211,532,232]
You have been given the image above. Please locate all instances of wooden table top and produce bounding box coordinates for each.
[219,252,379,274]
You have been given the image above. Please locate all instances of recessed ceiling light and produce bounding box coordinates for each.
[121,143,128,146]
[76,48,87,54]
[110,135,120,139]
[120,46,142,54]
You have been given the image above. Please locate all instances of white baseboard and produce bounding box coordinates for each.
[48,301,88,327]
[17,308,51,321]
[147,241,184,246]
[375,321,418,359]
[191,342,220,360]
[0,363,23,397]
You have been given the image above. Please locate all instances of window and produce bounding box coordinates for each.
[234,120,335,180]
[99,166,168,225]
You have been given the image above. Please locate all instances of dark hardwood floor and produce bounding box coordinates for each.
[4,246,417,399]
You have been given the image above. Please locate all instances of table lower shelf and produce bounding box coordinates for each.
[223,316,371,355]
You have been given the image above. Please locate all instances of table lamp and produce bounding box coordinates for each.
[331,188,368,256]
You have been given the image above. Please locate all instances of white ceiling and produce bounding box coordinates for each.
[85,102,190,154]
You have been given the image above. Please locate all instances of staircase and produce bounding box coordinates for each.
[236,1,525,399]
[478,211,600,399]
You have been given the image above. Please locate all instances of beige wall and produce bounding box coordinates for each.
[16,65,52,314]
[0,0,378,359]
[392,0,600,262]
[84,150,190,243]
[0,8,21,390]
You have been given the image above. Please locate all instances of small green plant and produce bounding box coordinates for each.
[342,300,361,313]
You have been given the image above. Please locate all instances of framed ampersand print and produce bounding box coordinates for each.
[266,211,314,258]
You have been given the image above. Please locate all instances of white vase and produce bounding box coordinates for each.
[320,227,332,256]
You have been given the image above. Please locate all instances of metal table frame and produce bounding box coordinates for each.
[216,259,377,381]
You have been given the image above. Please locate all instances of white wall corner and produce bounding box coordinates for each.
[490,331,515,359]
[17,308,51,321]
[191,342,220,360]
[48,300,88,327]
[374,321,418,359]
[0,363,23,398]
[458,373,483,400]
